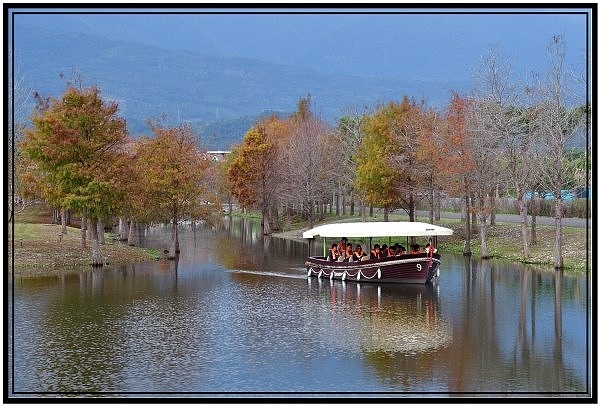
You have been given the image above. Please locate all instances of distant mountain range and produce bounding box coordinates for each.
[9,22,482,149]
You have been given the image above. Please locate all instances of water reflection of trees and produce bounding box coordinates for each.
[450,258,587,393]
[214,216,307,276]
[27,270,127,392]
[307,279,453,389]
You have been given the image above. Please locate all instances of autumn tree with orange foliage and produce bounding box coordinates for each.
[226,114,288,235]
[19,84,128,266]
[438,93,476,256]
[134,119,214,258]
[415,107,446,223]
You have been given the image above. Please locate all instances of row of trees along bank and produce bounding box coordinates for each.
[225,37,589,269]
[12,36,589,269]
[16,81,224,266]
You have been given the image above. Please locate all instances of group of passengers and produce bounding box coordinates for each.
[326,237,436,262]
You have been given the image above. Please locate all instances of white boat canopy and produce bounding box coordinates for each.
[302,221,454,239]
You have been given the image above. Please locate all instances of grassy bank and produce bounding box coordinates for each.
[267,210,589,274]
[9,205,162,276]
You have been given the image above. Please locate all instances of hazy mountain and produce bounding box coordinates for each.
[14,12,586,80]
[14,7,587,154]
[13,22,473,148]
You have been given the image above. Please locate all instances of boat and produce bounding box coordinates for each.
[302,221,454,284]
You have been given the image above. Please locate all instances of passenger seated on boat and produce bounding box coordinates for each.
[388,243,399,256]
[344,243,354,262]
[398,245,407,255]
[410,244,421,254]
[370,244,381,259]
[337,237,348,255]
[327,244,341,261]
[354,245,369,261]
[380,244,389,258]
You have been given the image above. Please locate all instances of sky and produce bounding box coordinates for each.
[9,5,592,82]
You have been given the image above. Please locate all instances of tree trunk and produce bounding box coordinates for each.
[435,189,441,221]
[270,203,280,232]
[350,192,355,216]
[89,219,103,267]
[97,221,105,245]
[61,209,68,235]
[127,220,138,246]
[409,193,415,222]
[80,214,87,248]
[490,189,497,226]
[518,193,530,259]
[479,198,489,259]
[168,218,179,259]
[554,197,564,269]
[530,196,538,245]
[360,200,366,222]
[428,187,434,224]
[383,207,389,222]
[87,220,93,242]
[262,204,272,235]
[463,190,472,256]
[470,195,478,234]
[118,218,128,241]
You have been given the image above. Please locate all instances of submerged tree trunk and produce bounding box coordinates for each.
[168,219,179,260]
[89,219,103,267]
[262,205,273,235]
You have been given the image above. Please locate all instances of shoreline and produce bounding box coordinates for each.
[9,214,589,277]
[270,215,589,274]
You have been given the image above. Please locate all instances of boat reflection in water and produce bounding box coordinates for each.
[306,278,452,355]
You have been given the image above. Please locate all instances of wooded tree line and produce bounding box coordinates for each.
[11,36,589,269]
[14,80,223,266]
[225,37,589,269]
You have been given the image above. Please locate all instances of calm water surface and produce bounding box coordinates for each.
[8,218,592,398]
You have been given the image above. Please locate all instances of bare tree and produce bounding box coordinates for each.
[469,100,504,259]
[8,59,31,224]
[471,47,535,259]
[532,35,586,269]
[279,99,334,229]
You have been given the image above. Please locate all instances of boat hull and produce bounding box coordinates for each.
[305,253,441,284]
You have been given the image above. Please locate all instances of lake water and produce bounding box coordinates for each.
[7,217,592,399]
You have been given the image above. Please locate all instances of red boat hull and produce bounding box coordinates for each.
[305,253,441,284]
